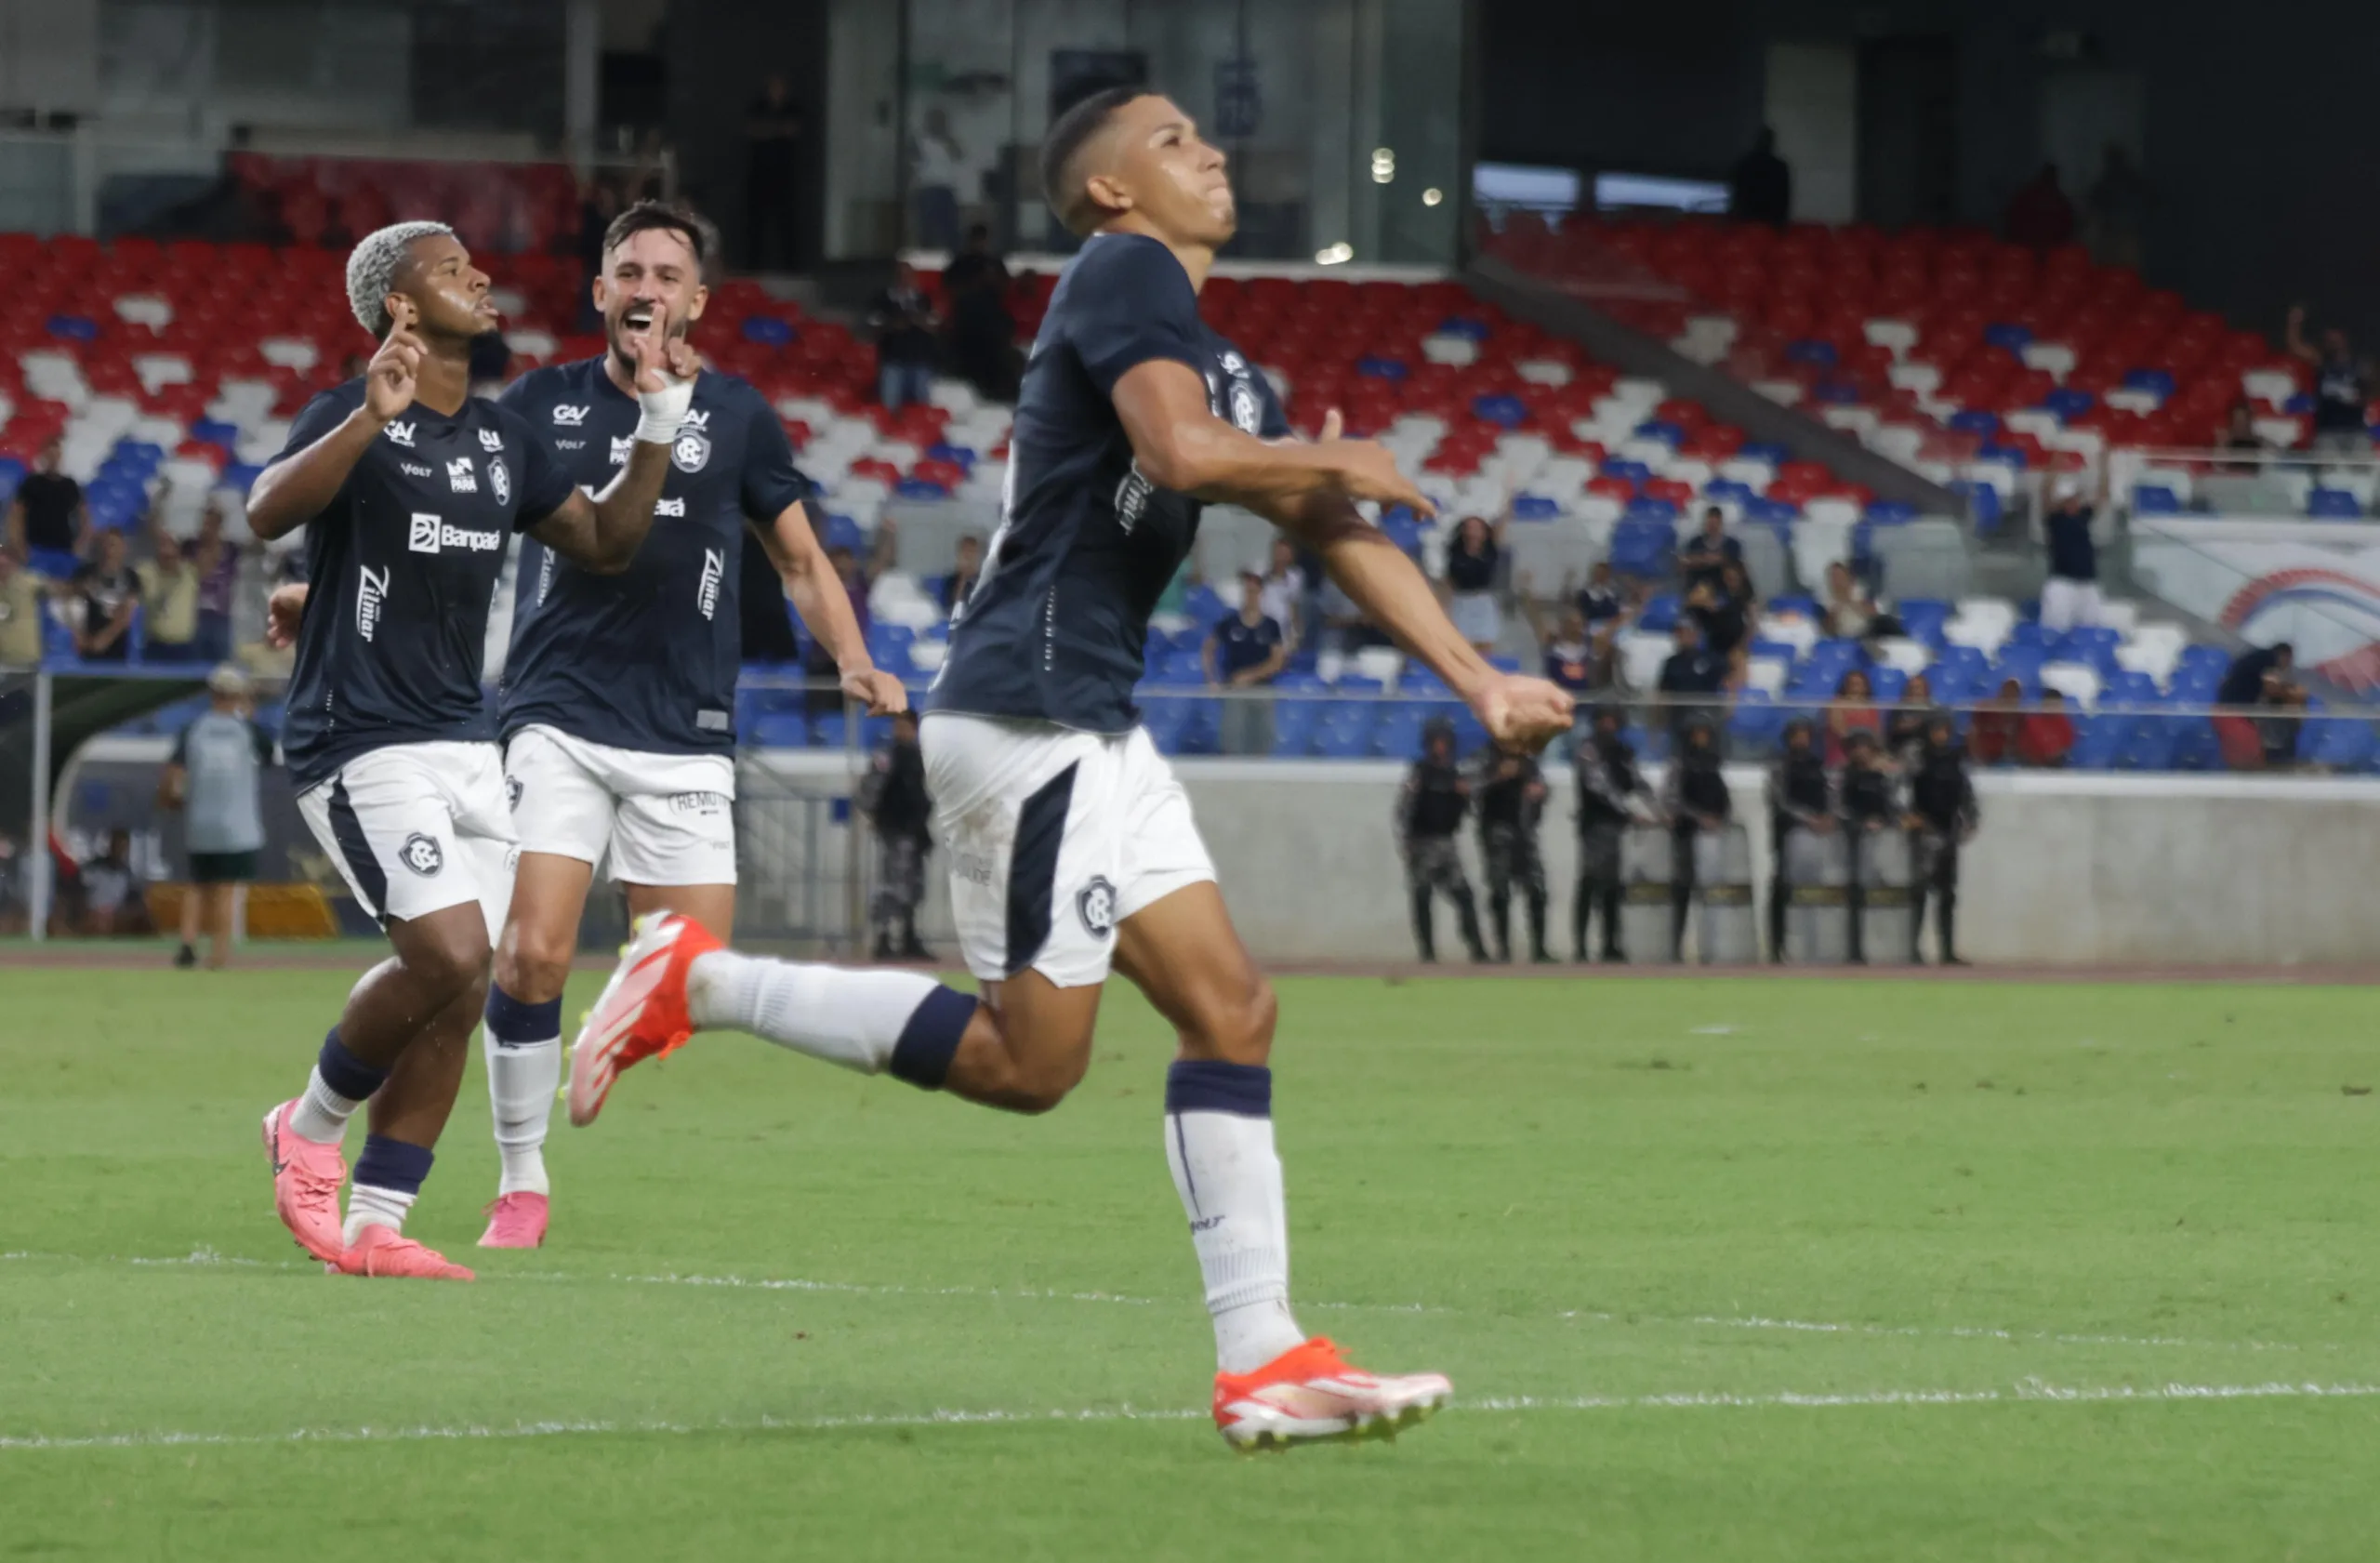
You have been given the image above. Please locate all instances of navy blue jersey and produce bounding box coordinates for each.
[928,232,1288,733]
[497,362,809,753]
[273,379,574,788]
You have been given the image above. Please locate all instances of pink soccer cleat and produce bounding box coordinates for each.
[1211,1337,1452,1451]
[331,1225,475,1280]
[567,912,721,1128]
[477,1191,549,1249]
[260,1098,347,1263]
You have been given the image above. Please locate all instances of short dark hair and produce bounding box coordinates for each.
[602,200,716,280]
[1039,86,1152,236]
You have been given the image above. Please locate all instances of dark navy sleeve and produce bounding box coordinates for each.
[737,386,811,522]
[1251,367,1291,439]
[504,404,577,530]
[1068,237,1207,396]
[263,386,360,468]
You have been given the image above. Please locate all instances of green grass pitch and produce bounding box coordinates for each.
[5,965,2378,1560]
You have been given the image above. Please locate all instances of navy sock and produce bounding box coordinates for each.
[315,1028,390,1101]
[888,986,978,1090]
[484,985,562,1046]
[353,1134,434,1197]
[1164,1059,1273,1118]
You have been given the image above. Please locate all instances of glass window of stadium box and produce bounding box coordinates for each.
[876,0,1463,266]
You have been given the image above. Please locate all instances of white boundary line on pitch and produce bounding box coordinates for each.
[7,1379,2380,1454]
[0,1249,2330,1357]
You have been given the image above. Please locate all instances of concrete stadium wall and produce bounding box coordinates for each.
[1173,760,2380,967]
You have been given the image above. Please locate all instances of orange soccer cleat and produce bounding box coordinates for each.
[330,1225,475,1280]
[566,912,720,1128]
[1210,1337,1452,1450]
[260,1099,347,1263]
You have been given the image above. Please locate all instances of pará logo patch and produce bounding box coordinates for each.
[1077,875,1117,939]
[399,833,444,877]
[670,429,711,474]
[488,457,510,506]
[445,457,478,494]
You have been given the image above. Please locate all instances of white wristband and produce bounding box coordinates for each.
[632,374,695,445]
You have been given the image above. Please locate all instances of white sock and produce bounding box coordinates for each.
[686,949,943,1075]
[1164,1063,1306,1373]
[485,1032,560,1198]
[343,1185,415,1246]
[289,1066,364,1145]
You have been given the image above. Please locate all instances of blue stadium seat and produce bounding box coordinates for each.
[1636,592,1681,632]
[1370,702,1424,759]
[810,713,848,748]
[1511,493,1562,520]
[2307,487,2364,519]
[2131,484,2183,515]
[2069,714,2126,769]
[750,712,808,748]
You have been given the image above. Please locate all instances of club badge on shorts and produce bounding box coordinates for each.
[1077,875,1117,939]
[670,429,710,474]
[400,833,445,876]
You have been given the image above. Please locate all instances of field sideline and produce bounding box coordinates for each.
[5,968,2377,1559]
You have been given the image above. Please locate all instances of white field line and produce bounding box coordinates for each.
[7,1379,2380,1454]
[0,1249,2329,1357]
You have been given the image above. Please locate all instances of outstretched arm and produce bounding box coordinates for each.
[750,500,906,715]
[1111,360,1435,518]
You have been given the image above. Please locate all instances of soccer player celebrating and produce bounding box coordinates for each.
[250,220,694,1280]
[568,89,1573,1445]
[473,201,903,1249]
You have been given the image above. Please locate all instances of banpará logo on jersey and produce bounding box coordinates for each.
[1077,875,1118,939]
[445,457,478,494]
[383,420,416,448]
[552,404,588,426]
[399,460,435,478]
[670,429,710,474]
[356,563,390,641]
[654,497,687,518]
[697,546,724,620]
[408,512,502,554]
[399,833,444,876]
[1113,463,1154,534]
[609,435,633,466]
[489,458,510,506]
[477,428,504,453]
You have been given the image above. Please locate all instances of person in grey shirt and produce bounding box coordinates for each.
[161,665,274,968]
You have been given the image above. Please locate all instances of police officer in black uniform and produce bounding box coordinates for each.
[1837,726,1899,963]
[1572,705,1651,962]
[1764,717,1833,963]
[1659,717,1731,963]
[1905,711,1978,964]
[1395,717,1488,962]
[1474,739,1551,963]
[860,708,935,961]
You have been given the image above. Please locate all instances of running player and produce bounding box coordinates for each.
[566,88,1574,1445]
[249,220,694,1280]
[473,200,903,1249]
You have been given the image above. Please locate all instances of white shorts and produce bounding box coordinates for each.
[503,724,737,886]
[923,712,1215,988]
[2039,576,2102,633]
[297,741,517,937]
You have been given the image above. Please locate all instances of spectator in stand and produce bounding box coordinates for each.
[1824,666,1882,765]
[2018,690,2078,767]
[1204,571,1288,755]
[1905,713,1978,964]
[2259,681,2311,770]
[7,438,86,571]
[191,505,241,661]
[1820,560,1877,640]
[1968,677,2026,766]
[1438,514,1504,654]
[2287,305,2374,454]
[1572,705,1653,962]
[1656,616,1727,733]
[1574,558,1625,628]
[1529,603,1597,697]
[2218,403,2270,471]
[910,107,966,251]
[745,72,807,271]
[1885,671,1934,768]
[0,550,48,667]
[2004,163,2076,253]
[160,664,272,969]
[1727,127,1792,228]
[1689,558,1757,677]
[1679,506,1741,594]
[2039,478,2102,633]
[138,531,201,663]
[867,262,941,412]
[2083,143,2149,270]
[941,531,984,617]
[2214,642,2294,769]
[1660,719,1731,963]
[943,223,1020,404]
[1256,536,1307,647]
[70,530,139,663]
[76,828,154,937]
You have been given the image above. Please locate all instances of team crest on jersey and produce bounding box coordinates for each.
[552,404,588,426]
[384,420,416,448]
[445,457,478,493]
[489,458,511,506]
[1077,876,1117,939]
[400,833,444,876]
[1229,380,1261,434]
[506,775,524,812]
[478,428,504,453]
[670,429,711,474]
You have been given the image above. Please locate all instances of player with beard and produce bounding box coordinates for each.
[562,88,1574,1447]
[469,201,905,1249]
[249,221,691,1279]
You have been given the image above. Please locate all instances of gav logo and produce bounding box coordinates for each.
[552,404,589,426]
[383,420,416,447]
[445,456,478,493]
[697,545,724,620]
[478,428,505,452]
[654,497,687,517]
[356,563,390,641]
[400,833,444,876]
[408,512,503,555]
[681,407,712,431]
[489,458,510,507]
